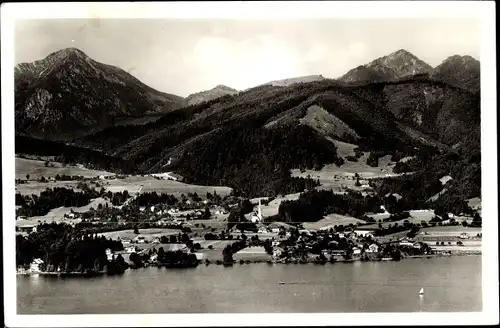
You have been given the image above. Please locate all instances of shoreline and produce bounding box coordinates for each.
[17,252,481,276]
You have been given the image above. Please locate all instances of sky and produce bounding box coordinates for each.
[15,18,480,97]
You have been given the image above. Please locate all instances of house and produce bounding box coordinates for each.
[150,253,158,262]
[126,245,139,253]
[352,247,362,255]
[215,208,227,215]
[399,239,414,247]
[258,227,269,234]
[133,236,147,244]
[459,233,470,239]
[105,248,114,261]
[273,247,283,258]
[354,230,374,238]
[251,199,263,223]
[413,242,423,249]
[152,237,161,244]
[271,240,281,247]
[271,228,280,233]
[268,222,296,232]
[167,208,180,215]
[366,244,379,253]
[29,258,44,273]
[139,207,146,212]
[16,224,37,233]
[193,253,205,261]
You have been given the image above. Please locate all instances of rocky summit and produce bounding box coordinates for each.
[15,48,185,141]
[339,49,434,83]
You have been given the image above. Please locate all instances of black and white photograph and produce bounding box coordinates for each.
[2,1,498,327]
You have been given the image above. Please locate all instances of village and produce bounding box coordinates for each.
[16,182,482,275]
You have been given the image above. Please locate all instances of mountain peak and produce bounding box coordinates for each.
[46,47,89,61]
[185,84,239,106]
[387,49,414,57]
[213,84,238,92]
[432,54,480,93]
[341,49,433,83]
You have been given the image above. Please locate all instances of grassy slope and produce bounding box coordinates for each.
[16,157,115,179]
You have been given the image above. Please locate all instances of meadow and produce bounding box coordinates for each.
[16,157,114,179]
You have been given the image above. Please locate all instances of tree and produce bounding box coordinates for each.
[203,207,211,220]
[26,174,30,180]
[129,252,142,267]
[133,225,139,234]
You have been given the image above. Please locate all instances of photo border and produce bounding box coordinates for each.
[2,1,498,327]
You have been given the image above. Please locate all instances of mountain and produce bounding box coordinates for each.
[185,85,239,106]
[432,55,480,93]
[15,48,185,141]
[16,49,480,203]
[74,75,479,198]
[340,49,434,83]
[260,75,326,87]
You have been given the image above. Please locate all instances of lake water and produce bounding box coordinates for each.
[17,256,481,314]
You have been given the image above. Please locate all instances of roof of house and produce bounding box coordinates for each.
[268,222,296,230]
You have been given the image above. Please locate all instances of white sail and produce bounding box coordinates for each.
[419,288,424,295]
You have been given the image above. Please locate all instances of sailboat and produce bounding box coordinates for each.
[419,288,424,295]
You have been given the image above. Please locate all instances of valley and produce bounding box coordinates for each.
[14,46,482,275]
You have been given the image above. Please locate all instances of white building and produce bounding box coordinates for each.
[133,236,146,244]
[126,245,139,253]
[459,233,470,239]
[29,258,44,273]
[352,247,362,255]
[258,227,268,234]
[251,199,263,223]
[105,248,114,261]
[366,244,379,253]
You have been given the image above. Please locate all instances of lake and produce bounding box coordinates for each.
[17,256,481,314]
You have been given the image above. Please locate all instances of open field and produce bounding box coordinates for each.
[15,181,83,196]
[16,157,114,179]
[376,226,482,241]
[24,197,115,222]
[259,193,301,218]
[303,213,365,230]
[102,176,232,197]
[290,148,420,194]
[98,228,182,241]
[233,246,272,262]
[193,239,236,249]
[16,217,80,228]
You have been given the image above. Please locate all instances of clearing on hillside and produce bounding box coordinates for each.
[103,176,232,197]
[16,157,115,179]
[303,213,365,230]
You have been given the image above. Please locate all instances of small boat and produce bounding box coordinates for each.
[419,288,424,295]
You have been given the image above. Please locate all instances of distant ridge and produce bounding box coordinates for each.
[185,84,239,106]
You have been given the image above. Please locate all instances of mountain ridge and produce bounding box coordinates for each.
[15,48,186,141]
